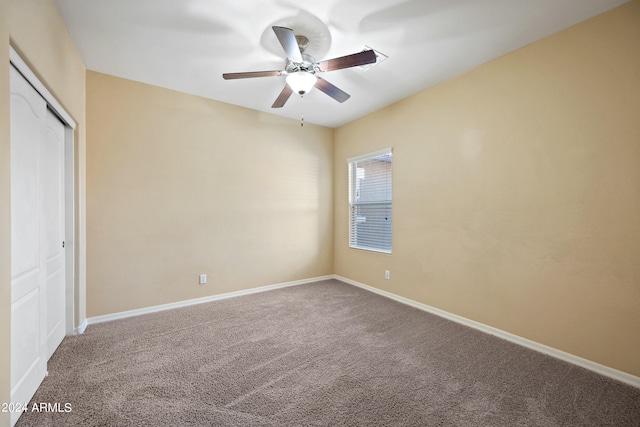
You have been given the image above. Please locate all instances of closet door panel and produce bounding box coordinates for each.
[9,65,48,424]
[43,108,66,359]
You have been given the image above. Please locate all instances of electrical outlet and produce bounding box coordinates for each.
[199,274,207,285]
[385,270,390,280]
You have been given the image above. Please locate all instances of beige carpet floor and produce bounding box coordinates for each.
[16,279,640,426]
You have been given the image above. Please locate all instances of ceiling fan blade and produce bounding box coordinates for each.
[272,84,293,108]
[223,70,283,80]
[272,26,303,63]
[315,77,350,103]
[316,49,377,72]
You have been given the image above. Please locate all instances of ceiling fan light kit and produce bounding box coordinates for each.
[286,71,317,95]
[223,25,378,113]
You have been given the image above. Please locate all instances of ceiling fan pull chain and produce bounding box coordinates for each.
[300,95,305,127]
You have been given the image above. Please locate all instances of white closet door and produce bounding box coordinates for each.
[10,65,47,422]
[43,108,66,359]
[10,65,66,425]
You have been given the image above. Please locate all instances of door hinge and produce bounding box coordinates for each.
[62,241,65,248]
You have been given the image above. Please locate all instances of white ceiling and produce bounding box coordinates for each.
[55,0,627,128]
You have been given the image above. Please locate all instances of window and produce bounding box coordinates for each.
[348,148,392,253]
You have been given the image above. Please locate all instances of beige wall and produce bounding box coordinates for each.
[334,0,640,377]
[1,0,86,425]
[86,72,334,317]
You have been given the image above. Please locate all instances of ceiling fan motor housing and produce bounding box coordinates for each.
[285,54,316,73]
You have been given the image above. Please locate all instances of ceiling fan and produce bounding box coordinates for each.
[223,26,377,108]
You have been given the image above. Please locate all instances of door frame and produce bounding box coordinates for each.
[9,46,86,336]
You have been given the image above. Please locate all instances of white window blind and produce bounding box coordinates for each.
[348,148,392,253]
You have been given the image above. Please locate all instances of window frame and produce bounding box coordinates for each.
[347,148,393,254]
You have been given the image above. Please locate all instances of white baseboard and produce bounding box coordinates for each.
[74,318,88,335]
[334,275,640,389]
[86,275,334,326]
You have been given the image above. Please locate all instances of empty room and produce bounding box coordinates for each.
[1,0,639,426]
